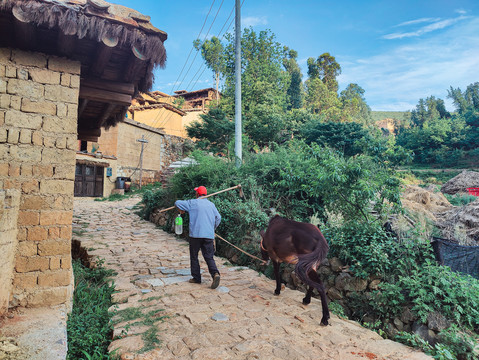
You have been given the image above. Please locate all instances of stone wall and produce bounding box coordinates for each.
[0,48,79,312]
[0,189,20,314]
[285,257,449,344]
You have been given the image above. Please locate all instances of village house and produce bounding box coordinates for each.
[78,87,220,194]
[0,0,167,315]
[151,87,220,132]
[75,91,189,197]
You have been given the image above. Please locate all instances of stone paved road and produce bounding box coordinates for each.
[73,196,432,360]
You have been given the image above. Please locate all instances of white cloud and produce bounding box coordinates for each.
[242,16,268,27]
[383,15,468,39]
[395,17,441,27]
[340,17,479,111]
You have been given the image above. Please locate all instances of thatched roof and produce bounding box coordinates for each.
[0,0,168,141]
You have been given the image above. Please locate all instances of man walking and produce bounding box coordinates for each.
[175,186,221,289]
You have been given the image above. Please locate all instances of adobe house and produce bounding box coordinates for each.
[154,87,221,133]
[128,92,186,136]
[74,91,188,196]
[0,0,167,314]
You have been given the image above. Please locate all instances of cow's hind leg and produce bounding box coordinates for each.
[303,285,314,305]
[307,270,330,326]
[273,261,282,295]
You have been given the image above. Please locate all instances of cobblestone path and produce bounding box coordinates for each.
[73,196,432,360]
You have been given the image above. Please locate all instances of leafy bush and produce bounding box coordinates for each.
[142,144,401,268]
[325,221,397,278]
[444,193,477,206]
[375,262,479,330]
[140,144,479,357]
[67,259,116,360]
[395,326,478,360]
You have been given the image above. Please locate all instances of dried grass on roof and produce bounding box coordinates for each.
[1,0,166,68]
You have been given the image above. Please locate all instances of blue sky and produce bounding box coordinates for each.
[112,0,479,111]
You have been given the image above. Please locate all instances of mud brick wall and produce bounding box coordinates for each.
[101,119,186,185]
[0,189,20,314]
[0,48,79,312]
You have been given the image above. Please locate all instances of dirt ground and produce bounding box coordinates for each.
[0,305,68,360]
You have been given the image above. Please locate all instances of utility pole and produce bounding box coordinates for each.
[234,0,242,168]
[137,135,148,189]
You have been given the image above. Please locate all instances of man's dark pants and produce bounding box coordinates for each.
[189,237,219,282]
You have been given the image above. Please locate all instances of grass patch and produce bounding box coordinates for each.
[110,305,168,355]
[72,228,86,237]
[140,327,161,353]
[138,296,162,303]
[95,182,163,202]
[444,193,478,206]
[67,259,116,360]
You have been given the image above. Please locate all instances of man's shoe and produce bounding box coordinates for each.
[189,278,201,284]
[211,273,220,289]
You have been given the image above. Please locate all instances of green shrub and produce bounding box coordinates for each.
[395,326,478,360]
[444,193,478,206]
[325,221,397,278]
[139,145,478,357]
[67,259,116,360]
[437,325,478,360]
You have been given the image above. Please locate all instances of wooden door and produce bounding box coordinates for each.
[74,164,104,197]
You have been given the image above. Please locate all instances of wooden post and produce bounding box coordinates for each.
[137,135,148,189]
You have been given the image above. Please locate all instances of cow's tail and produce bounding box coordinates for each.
[295,237,329,288]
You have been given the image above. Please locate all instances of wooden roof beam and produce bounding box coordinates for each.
[13,6,36,50]
[58,33,76,57]
[77,128,101,142]
[98,103,117,127]
[81,78,135,96]
[90,35,119,77]
[79,86,132,106]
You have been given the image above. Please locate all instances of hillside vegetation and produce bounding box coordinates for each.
[153,27,479,359]
[142,148,478,360]
[371,111,408,122]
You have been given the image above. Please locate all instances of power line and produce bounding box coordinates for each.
[173,0,225,93]
[141,0,229,136]
[138,0,245,149]
[140,2,232,141]
[169,0,217,95]
[187,1,240,92]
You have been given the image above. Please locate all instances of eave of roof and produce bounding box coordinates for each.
[129,102,186,116]
[172,87,220,97]
[1,0,167,67]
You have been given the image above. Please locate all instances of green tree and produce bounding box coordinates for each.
[221,28,290,147]
[243,105,287,148]
[186,108,234,155]
[300,120,371,156]
[193,36,225,104]
[340,83,372,124]
[307,53,341,93]
[410,96,450,128]
[448,82,479,127]
[282,48,303,110]
[304,77,341,120]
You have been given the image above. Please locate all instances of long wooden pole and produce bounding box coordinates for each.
[215,233,267,265]
[158,184,243,213]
